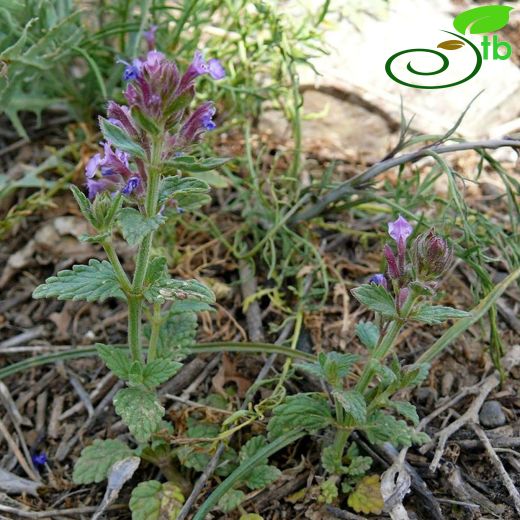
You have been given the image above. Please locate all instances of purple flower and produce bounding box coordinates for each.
[178,102,217,144]
[107,101,139,137]
[208,58,226,80]
[32,452,47,467]
[118,58,142,81]
[178,51,225,93]
[85,153,102,179]
[369,273,388,289]
[87,176,119,199]
[143,25,158,51]
[122,176,141,195]
[388,215,413,244]
[384,244,400,279]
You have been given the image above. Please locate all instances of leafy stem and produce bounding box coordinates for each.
[101,240,132,293]
[147,302,163,363]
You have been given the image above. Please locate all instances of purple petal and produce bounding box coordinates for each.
[85,153,101,179]
[369,273,388,289]
[388,215,413,243]
[122,176,141,195]
[143,25,158,50]
[208,58,225,80]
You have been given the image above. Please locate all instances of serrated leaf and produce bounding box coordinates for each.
[320,478,338,504]
[387,401,420,426]
[96,344,131,380]
[73,439,133,484]
[412,305,470,324]
[400,363,430,388]
[346,455,372,477]
[295,361,323,378]
[142,359,183,388]
[347,474,384,514]
[164,155,230,174]
[351,284,396,317]
[267,393,333,440]
[437,39,465,50]
[158,176,209,206]
[240,436,267,463]
[99,117,146,159]
[70,185,93,223]
[118,208,165,246]
[244,464,281,490]
[114,387,164,443]
[321,352,359,386]
[147,278,216,305]
[153,311,197,360]
[218,489,245,513]
[365,411,429,447]
[321,445,343,474]
[453,5,513,34]
[333,390,366,424]
[129,480,185,520]
[356,321,380,351]
[32,259,125,302]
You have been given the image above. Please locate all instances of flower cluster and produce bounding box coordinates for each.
[85,46,225,200]
[369,215,453,309]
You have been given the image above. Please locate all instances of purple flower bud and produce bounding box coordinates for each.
[178,51,225,94]
[85,153,102,179]
[388,215,413,244]
[31,452,47,467]
[411,229,453,280]
[107,101,139,137]
[369,273,388,289]
[397,287,410,310]
[179,102,217,144]
[122,176,141,195]
[143,25,158,51]
[384,244,400,279]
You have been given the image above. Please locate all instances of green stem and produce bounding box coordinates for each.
[147,302,162,363]
[127,296,142,362]
[102,241,132,293]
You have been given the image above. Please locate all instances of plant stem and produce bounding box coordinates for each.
[102,241,132,293]
[147,302,162,362]
[127,295,142,362]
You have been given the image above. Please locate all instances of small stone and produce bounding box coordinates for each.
[479,400,506,428]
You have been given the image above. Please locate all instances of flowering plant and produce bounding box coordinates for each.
[267,215,469,511]
[32,41,228,516]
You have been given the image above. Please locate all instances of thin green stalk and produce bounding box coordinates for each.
[147,302,162,362]
[192,430,305,520]
[102,241,132,293]
[127,295,142,362]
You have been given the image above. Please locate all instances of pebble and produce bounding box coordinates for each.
[479,400,506,428]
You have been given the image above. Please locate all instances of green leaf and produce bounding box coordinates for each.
[118,208,165,246]
[351,284,396,317]
[142,359,183,388]
[386,401,420,426]
[151,311,198,361]
[453,5,513,34]
[400,363,430,388]
[365,411,429,447]
[321,352,359,386]
[174,191,212,211]
[347,474,384,515]
[32,259,125,302]
[164,156,230,174]
[129,480,185,520]
[158,175,209,206]
[218,489,245,513]
[356,321,380,351]
[333,390,366,424]
[320,478,339,504]
[146,278,216,305]
[99,117,146,159]
[96,344,131,380]
[145,257,168,286]
[70,185,92,223]
[114,387,164,443]
[267,393,333,440]
[244,464,281,490]
[239,436,268,463]
[413,305,470,324]
[346,456,372,477]
[321,445,343,474]
[73,439,133,484]
[189,170,229,188]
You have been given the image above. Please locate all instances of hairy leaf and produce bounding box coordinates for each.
[346,455,372,477]
[387,400,420,426]
[321,445,343,474]
[356,321,380,351]
[129,480,185,520]
[158,175,209,206]
[73,439,133,484]
[32,259,125,302]
[146,277,216,305]
[244,464,281,490]
[365,411,429,447]
[413,305,470,324]
[333,390,367,424]
[99,117,146,159]
[267,394,333,440]
[218,489,245,513]
[142,359,183,388]
[96,344,131,380]
[351,284,396,317]
[118,208,165,246]
[347,474,384,514]
[114,387,164,443]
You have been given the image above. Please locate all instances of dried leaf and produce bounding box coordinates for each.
[347,474,384,515]
[437,40,465,50]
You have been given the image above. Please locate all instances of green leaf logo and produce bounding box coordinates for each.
[453,5,514,34]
